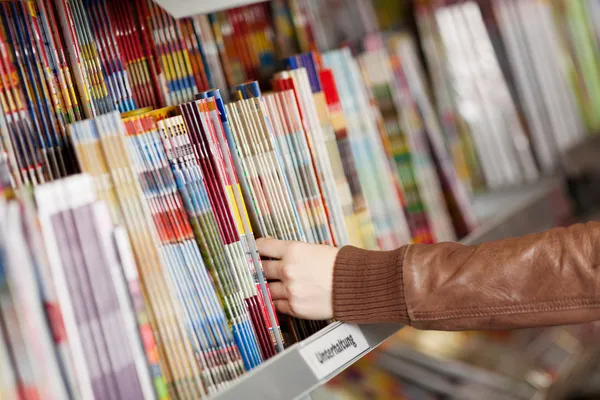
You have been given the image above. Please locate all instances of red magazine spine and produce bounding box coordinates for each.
[133,0,166,107]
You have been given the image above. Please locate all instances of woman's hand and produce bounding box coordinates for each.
[256,238,339,320]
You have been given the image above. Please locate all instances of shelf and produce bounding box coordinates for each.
[210,176,570,400]
[377,328,600,400]
[562,132,600,177]
[377,345,536,399]
[463,176,570,245]
[154,0,267,19]
[536,338,600,400]
[211,321,403,400]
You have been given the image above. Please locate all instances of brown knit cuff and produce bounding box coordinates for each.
[333,245,410,324]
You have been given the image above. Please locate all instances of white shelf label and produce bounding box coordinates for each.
[299,323,370,380]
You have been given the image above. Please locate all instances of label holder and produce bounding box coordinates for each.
[299,323,370,380]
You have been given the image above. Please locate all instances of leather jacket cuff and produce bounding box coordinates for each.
[333,245,410,324]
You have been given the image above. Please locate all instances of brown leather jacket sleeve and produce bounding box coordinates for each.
[333,221,600,330]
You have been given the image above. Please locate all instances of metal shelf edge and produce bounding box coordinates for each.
[154,0,268,19]
[210,322,403,400]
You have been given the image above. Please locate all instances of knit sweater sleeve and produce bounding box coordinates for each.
[333,245,410,324]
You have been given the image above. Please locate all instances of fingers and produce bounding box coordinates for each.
[256,237,290,259]
[262,259,284,280]
[267,281,286,300]
[274,300,292,316]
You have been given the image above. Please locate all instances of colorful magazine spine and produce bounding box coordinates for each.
[0,197,69,399]
[179,99,276,359]
[389,34,476,237]
[191,15,228,97]
[415,2,484,192]
[285,53,352,247]
[358,37,456,244]
[322,48,411,250]
[157,112,263,370]
[203,90,285,352]
[72,114,202,398]
[123,114,245,388]
[226,82,328,339]
[319,68,377,249]
[0,28,44,185]
[1,2,65,180]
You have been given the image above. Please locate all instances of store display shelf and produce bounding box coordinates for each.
[377,346,535,399]
[463,176,570,245]
[536,340,600,400]
[154,0,267,18]
[562,132,600,177]
[211,321,403,400]
[377,327,600,400]
[210,176,569,400]
[382,344,524,392]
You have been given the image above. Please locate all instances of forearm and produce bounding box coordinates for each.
[333,222,600,330]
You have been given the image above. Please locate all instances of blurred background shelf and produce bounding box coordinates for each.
[376,344,536,399]
[358,324,600,400]
[541,344,600,400]
[462,176,570,245]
